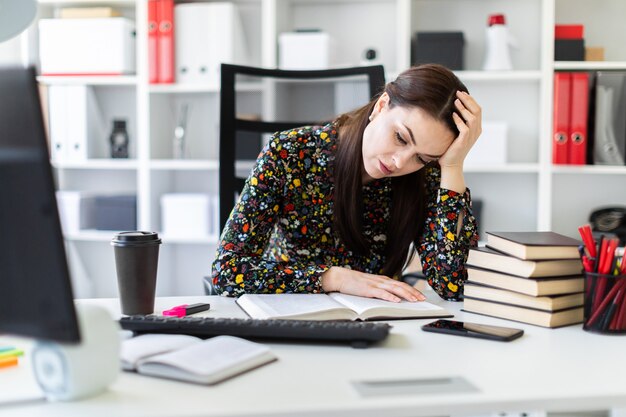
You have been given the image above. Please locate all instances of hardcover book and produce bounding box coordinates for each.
[467,247,583,278]
[236,293,453,321]
[486,231,581,260]
[464,283,583,312]
[463,297,584,328]
[466,267,584,296]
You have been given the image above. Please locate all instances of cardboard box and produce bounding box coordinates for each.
[413,32,465,70]
[279,31,333,70]
[39,18,136,75]
[554,39,585,61]
[161,193,212,238]
[585,47,605,61]
[93,195,137,231]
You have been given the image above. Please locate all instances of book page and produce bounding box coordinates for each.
[136,336,277,385]
[120,334,201,371]
[329,293,449,320]
[237,294,353,320]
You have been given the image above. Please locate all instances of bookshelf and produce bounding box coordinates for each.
[17,0,626,298]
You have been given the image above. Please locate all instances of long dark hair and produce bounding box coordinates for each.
[333,64,468,277]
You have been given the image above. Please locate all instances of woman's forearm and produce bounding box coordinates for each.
[439,165,466,194]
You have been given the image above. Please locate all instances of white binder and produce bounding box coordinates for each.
[174,3,249,85]
[48,86,69,162]
[48,86,104,162]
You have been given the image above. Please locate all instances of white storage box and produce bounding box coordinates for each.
[464,121,508,167]
[55,191,97,234]
[39,18,136,75]
[279,32,334,70]
[161,193,212,238]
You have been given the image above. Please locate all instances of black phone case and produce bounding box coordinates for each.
[421,322,524,342]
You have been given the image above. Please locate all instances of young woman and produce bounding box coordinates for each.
[211,64,481,302]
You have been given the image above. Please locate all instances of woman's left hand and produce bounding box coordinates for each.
[437,91,482,168]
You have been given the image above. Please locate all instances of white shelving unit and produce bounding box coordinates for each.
[20,0,626,298]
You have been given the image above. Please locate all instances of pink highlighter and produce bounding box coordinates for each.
[162,303,211,318]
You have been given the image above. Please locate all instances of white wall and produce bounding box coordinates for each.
[0,36,22,65]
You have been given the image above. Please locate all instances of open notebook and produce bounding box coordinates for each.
[121,334,277,385]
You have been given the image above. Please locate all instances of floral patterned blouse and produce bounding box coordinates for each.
[211,122,479,301]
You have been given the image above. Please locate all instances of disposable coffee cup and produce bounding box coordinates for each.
[111,231,162,316]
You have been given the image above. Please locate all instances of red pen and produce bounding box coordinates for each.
[578,225,597,258]
[587,280,625,328]
[162,303,211,317]
[609,286,626,330]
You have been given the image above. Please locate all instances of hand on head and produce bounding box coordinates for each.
[437,91,482,168]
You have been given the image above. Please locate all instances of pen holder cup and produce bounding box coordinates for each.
[583,272,626,334]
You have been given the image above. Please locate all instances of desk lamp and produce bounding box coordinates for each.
[0,0,36,42]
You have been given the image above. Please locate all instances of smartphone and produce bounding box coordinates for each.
[421,319,524,342]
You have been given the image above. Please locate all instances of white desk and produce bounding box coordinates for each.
[1,291,626,417]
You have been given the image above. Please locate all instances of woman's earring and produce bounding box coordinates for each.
[368,115,373,121]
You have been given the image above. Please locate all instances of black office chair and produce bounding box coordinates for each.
[206,63,385,295]
[218,63,386,232]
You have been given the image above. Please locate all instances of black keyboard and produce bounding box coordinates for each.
[119,315,391,348]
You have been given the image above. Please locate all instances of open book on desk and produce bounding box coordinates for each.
[236,293,453,321]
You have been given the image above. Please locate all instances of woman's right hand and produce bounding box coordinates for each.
[321,266,426,302]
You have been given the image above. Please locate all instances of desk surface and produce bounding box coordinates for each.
[1,289,626,417]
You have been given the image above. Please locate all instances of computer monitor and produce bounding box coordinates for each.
[0,66,80,343]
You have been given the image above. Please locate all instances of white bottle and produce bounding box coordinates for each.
[483,13,515,71]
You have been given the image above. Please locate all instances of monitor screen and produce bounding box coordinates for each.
[0,66,80,343]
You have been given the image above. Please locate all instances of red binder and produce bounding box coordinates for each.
[157,0,175,84]
[148,0,159,84]
[553,72,571,164]
[569,72,589,165]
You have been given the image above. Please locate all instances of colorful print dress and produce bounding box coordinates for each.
[211,123,479,301]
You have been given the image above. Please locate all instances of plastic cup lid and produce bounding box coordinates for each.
[111,231,161,245]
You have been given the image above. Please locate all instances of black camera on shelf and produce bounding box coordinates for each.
[590,207,626,245]
[109,119,129,159]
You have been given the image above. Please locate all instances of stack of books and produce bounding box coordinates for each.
[464,231,585,328]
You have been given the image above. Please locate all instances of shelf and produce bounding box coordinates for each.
[149,159,256,172]
[554,61,626,71]
[65,230,219,244]
[150,159,220,170]
[38,0,136,5]
[464,164,540,173]
[159,235,220,245]
[64,230,117,242]
[52,159,139,170]
[37,75,137,86]
[285,0,395,3]
[149,82,263,94]
[454,71,543,82]
[551,165,626,175]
